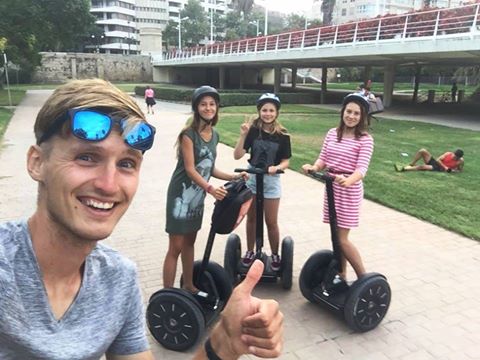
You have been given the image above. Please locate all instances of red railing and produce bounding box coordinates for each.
[162,3,480,61]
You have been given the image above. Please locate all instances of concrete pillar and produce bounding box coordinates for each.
[321,66,328,104]
[219,67,226,89]
[239,67,244,89]
[383,64,395,107]
[71,57,77,79]
[364,65,372,85]
[291,67,297,89]
[274,66,281,94]
[412,64,421,103]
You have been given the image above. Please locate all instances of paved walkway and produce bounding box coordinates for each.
[1,91,479,360]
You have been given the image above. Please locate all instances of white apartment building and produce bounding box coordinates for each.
[90,0,232,54]
[311,0,465,25]
[90,0,138,54]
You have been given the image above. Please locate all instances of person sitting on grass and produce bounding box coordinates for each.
[395,148,464,173]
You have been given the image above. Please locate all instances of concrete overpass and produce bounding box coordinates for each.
[152,3,480,107]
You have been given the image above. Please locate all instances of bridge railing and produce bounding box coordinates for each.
[162,3,480,61]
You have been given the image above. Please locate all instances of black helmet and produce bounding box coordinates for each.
[256,93,281,110]
[191,86,220,111]
[342,93,370,114]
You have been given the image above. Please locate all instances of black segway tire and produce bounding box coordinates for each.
[299,250,334,302]
[190,261,233,308]
[224,233,241,285]
[280,236,294,290]
[146,289,205,351]
[344,274,391,332]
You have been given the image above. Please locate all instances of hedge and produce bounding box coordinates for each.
[135,86,319,107]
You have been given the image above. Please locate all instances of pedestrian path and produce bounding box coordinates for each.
[0,92,479,360]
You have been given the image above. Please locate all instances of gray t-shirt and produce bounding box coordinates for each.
[0,220,149,360]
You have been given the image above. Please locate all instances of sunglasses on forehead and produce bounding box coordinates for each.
[38,108,156,152]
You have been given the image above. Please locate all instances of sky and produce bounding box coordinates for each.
[256,0,315,15]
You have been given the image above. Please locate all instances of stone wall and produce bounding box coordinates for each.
[32,52,153,83]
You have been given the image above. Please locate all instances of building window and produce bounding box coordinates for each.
[341,8,347,15]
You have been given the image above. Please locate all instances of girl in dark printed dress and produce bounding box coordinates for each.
[163,86,246,293]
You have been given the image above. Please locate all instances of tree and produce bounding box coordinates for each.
[35,0,97,52]
[181,0,209,46]
[0,0,96,82]
[285,14,307,31]
[163,20,180,49]
[321,0,336,26]
[0,0,42,81]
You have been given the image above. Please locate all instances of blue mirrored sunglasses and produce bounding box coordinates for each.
[38,109,156,152]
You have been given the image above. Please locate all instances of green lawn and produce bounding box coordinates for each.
[217,105,480,240]
[0,107,13,142]
[0,89,27,106]
[305,82,478,97]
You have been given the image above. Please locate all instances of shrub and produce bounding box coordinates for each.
[135,86,319,107]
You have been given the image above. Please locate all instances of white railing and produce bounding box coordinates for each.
[161,3,480,62]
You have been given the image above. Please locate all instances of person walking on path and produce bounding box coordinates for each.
[0,79,283,360]
[144,85,156,114]
[395,148,464,173]
[302,93,374,284]
[163,86,247,294]
[233,93,291,272]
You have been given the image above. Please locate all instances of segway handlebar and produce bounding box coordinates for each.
[307,170,335,182]
[235,167,284,175]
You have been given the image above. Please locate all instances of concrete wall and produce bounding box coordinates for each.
[33,52,153,83]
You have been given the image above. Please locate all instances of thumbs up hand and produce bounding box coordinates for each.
[198,260,283,359]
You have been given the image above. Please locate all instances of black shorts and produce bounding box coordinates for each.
[427,158,443,171]
[146,97,156,106]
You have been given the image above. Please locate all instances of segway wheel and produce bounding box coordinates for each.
[344,275,391,332]
[192,260,233,307]
[224,233,241,285]
[280,236,294,290]
[299,250,334,302]
[146,289,205,351]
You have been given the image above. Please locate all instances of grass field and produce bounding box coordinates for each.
[0,89,27,106]
[1,85,478,239]
[217,105,480,240]
[0,107,13,142]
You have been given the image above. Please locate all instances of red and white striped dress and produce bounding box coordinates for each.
[315,128,374,228]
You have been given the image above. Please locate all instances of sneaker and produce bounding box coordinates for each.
[242,250,255,267]
[270,254,281,272]
[394,163,404,172]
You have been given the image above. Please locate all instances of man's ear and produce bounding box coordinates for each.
[27,145,45,182]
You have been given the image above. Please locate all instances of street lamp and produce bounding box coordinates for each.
[2,52,12,107]
[249,20,260,36]
[210,0,216,44]
[178,15,189,49]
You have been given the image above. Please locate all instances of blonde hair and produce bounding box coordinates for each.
[34,78,146,145]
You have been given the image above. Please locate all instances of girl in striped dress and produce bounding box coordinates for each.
[302,93,374,282]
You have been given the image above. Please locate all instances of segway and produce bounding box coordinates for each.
[224,166,294,290]
[299,171,391,332]
[147,179,253,351]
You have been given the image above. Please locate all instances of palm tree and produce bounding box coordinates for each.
[321,0,336,26]
[232,0,254,15]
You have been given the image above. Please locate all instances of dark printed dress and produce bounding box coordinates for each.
[165,128,218,234]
